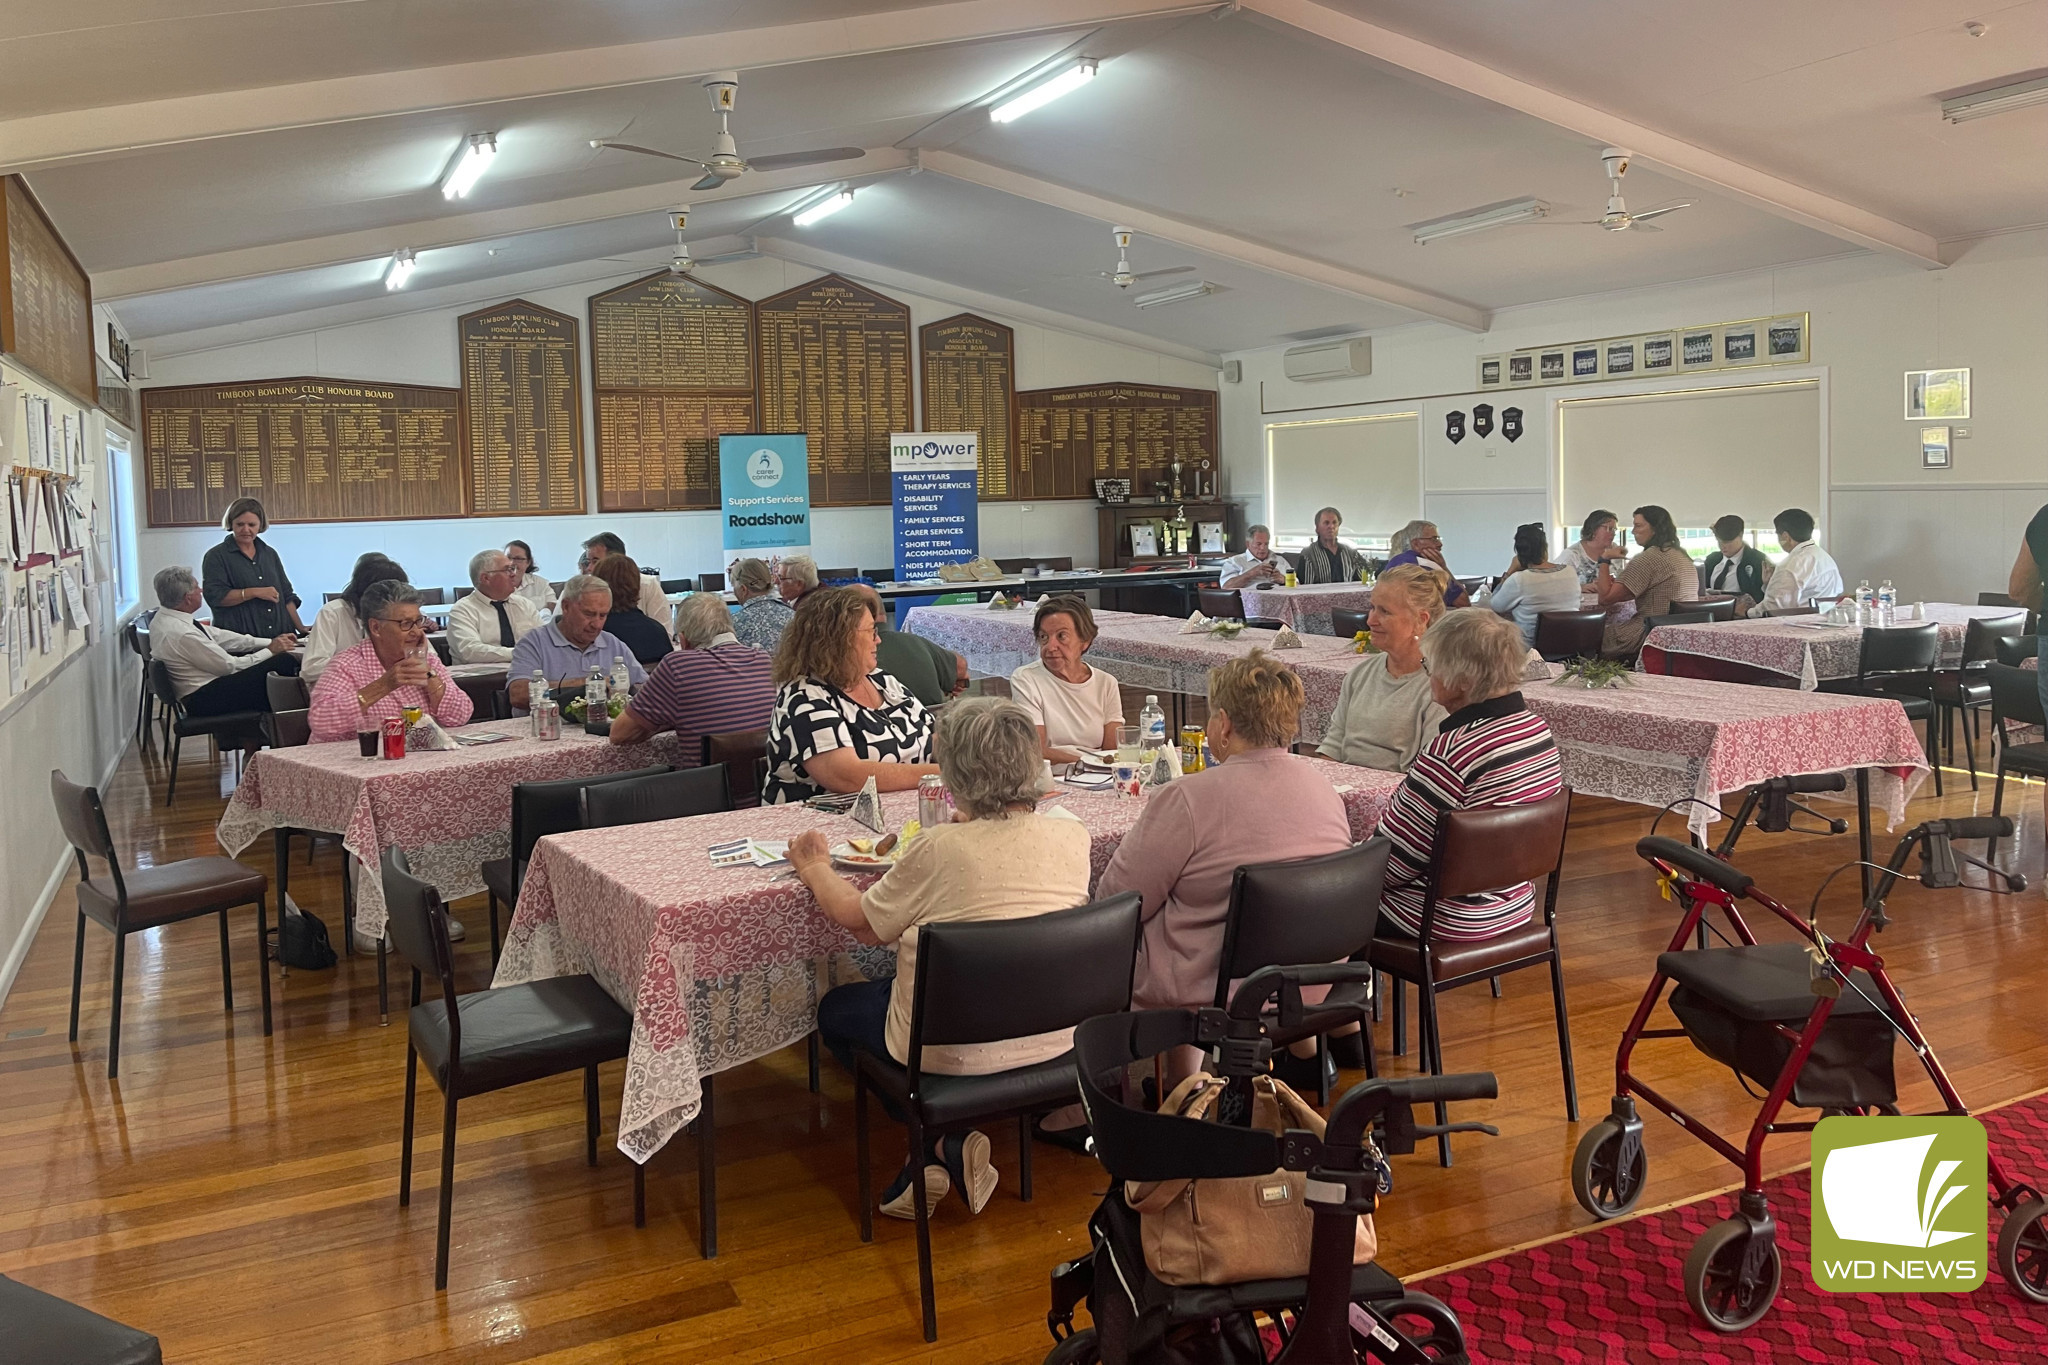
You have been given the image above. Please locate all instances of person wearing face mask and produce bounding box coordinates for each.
[201,498,303,637]
[1008,594,1125,766]
[761,587,938,804]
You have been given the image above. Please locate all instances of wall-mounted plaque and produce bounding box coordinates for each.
[459,299,587,516]
[140,377,463,528]
[919,313,1016,501]
[1,176,96,406]
[591,271,757,511]
[756,273,912,507]
[1013,383,1218,500]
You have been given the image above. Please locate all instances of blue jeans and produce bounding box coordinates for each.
[817,978,908,1124]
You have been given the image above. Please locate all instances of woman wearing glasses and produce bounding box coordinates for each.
[307,579,472,743]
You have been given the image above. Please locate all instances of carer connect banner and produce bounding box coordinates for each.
[890,432,978,582]
[719,433,812,561]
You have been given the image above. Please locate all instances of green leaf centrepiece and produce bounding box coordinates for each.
[1553,656,1633,689]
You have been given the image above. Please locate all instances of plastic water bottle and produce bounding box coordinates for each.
[610,655,632,707]
[1877,579,1896,625]
[585,663,608,731]
[1855,579,1874,624]
[1139,695,1167,747]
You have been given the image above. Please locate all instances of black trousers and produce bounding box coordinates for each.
[183,652,299,718]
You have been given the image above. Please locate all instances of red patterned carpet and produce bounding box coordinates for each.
[1411,1092,2048,1363]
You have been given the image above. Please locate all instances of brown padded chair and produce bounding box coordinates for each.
[1533,609,1607,662]
[1331,607,1370,639]
[1669,598,1739,622]
[381,848,638,1291]
[1370,789,1575,1165]
[705,729,769,809]
[1197,586,1246,620]
[51,769,271,1078]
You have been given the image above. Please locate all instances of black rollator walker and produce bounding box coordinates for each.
[1570,805,2048,1331]
[1043,964,1499,1364]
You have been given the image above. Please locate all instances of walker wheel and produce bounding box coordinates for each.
[1042,1327,1099,1365]
[1358,1294,1465,1361]
[1684,1218,1782,1332]
[1572,1118,1647,1219]
[1997,1198,2048,1305]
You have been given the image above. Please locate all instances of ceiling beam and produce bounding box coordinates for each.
[1238,0,1946,269]
[0,0,1211,172]
[915,148,1491,331]
[753,236,1224,368]
[94,151,913,300]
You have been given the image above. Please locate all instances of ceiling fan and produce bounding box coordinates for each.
[592,208,760,276]
[1546,148,1693,233]
[1098,226,1194,288]
[590,71,865,190]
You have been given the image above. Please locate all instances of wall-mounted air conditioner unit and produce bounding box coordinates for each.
[1282,337,1371,382]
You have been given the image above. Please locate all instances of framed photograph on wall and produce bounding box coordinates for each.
[1921,426,1952,468]
[1679,328,1718,370]
[1602,339,1638,377]
[1767,314,1808,363]
[1197,521,1225,553]
[1539,349,1567,382]
[1722,323,1760,365]
[1507,353,1535,385]
[1571,345,1601,380]
[1904,368,1970,420]
[1640,334,1675,372]
[1477,356,1503,387]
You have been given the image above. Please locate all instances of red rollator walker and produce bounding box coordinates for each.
[1570,809,2048,1331]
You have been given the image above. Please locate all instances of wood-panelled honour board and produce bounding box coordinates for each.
[918,313,1016,501]
[0,176,96,406]
[459,299,587,516]
[590,271,757,512]
[1013,383,1218,500]
[140,378,463,528]
[756,273,910,507]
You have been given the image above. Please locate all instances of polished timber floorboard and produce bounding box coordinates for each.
[3,736,2047,1363]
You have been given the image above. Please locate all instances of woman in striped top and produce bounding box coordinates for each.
[1375,608,1564,941]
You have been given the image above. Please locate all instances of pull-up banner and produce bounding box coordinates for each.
[890,432,978,582]
[719,433,811,569]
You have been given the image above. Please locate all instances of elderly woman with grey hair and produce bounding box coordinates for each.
[308,578,472,743]
[447,547,543,664]
[729,556,795,652]
[1382,518,1470,607]
[789,697,1093,1221]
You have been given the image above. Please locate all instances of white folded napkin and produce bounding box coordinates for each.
[1272,625,1304,649]
[1178,610,1212,634]
[1042,803,1084,823]
[849,776,886,834]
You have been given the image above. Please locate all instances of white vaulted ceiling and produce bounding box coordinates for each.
[7,0,2042,353]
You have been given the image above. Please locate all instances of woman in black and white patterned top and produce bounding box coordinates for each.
[764,587,940,805]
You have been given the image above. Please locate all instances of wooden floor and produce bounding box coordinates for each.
[4,733,2048,1363]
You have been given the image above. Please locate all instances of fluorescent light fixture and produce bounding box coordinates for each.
[990,59,1097,124]
[440,132,498,199]
[1941,74,2048,122]
[1133,279,1215,309]
[792,189,854,227]
[384,248,416,291]
[1410,197,1549,245]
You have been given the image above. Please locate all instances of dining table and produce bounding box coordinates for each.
[1640,603,2022,690]
[491,757,1404,1255]
[1239,581,1375,636]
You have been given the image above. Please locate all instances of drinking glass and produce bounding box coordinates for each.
[1116,724,1141,764]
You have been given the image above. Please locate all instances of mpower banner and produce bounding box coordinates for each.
[719,434,812,563]
[890,432,978,582]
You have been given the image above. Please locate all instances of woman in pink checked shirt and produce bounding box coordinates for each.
[308,579,472,743]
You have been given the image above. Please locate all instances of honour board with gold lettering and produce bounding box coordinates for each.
[0,176,96,407]
[756,273,911,507]
[590,271,757,511]
[1012,383,1218,500]
[140,378,464,527]
[918,313,1016,501]
[459,299,587,516]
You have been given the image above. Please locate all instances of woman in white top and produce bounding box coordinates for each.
[1490,523,1583,646]
[1560,509,1620,586]
[302,553,407,681]
[1008,594,1124,765]
[504,539,556,617]
[1315,564,1448,772]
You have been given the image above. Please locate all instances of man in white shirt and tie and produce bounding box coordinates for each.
[1747,507,1845,617]
[448,549,543,664]
[148,565,299,719]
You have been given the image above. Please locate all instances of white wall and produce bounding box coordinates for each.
[1221,228,2048,603]
[136,256,1218,599]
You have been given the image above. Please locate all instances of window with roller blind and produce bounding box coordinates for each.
[1265,412,1421,551]
[1557,379,1824,562]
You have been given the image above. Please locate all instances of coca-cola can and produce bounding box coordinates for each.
[381,715,407,760]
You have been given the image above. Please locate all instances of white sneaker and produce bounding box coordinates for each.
[953,1130,998,1216]
[445,917,466,943]
[352,927,384,955]
[878,1164,951,1221]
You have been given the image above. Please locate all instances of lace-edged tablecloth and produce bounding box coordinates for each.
[1239,582,1374,636]
[1641,604,2020,691]
[492,759,1403,1162]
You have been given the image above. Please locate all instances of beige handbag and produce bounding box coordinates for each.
[1126,1072,1379,1286]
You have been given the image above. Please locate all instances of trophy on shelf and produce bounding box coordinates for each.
[1168,458,1186,502]
[1166,505,1192,557]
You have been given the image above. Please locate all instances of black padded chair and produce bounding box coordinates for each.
[126,609,160,750]
[659,578,691,594]
[1978,591,2039,635]
[1928,612,2028,787]
[1637,611,1715,671]
[1212,838,1393,1102]
[697,573,726,594]
[1331,607,1369,639]
[265,671,309,712]
[1456,576,1490,601]
[1669,597,1739,622]
[852,891,1143,1340]
[1370,790,1574,1165]
[1997,634,2040,666]
[51,770,271,1079]
[414,587,446,606]
[1197,586,1246,620]
[259,708,358,953]
[581,765,732,828]
[381,848,639,1291]
[479,765,670,965]
[0,1275,161,1365]
[705,729,769,810]
[1834,621,1944,795]
[1986,664,2048,862]
[1534,609,1607,662]
[428,634,453,665]
[147,660,268,804]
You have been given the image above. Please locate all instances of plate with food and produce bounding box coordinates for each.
[830,835,901,871]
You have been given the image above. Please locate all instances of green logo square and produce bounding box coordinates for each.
[1811,1115,1987,1292]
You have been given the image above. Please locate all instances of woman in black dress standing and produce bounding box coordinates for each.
[201,497,303,637]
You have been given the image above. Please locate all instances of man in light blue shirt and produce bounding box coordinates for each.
[507,573,646,712]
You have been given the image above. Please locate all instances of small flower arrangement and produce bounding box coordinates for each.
[1554,656,1632,690]
[1352,631,1381,655]
[1209,619,1245,638]
[563,694,629,720]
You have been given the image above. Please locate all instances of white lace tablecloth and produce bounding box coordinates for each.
[493,759,1403,1162]
[1642,604,2018,690]
[904,603,1366,736]
[1240,582,1375,636]
[215,722,691,937]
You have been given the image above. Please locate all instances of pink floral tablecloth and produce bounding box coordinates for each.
[1240,582,1374,636]
[1642,604,2020,690]
[493,759,1402,1162]
[216,721,691,938]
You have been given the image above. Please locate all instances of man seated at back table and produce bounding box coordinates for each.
[147,564,300,746]
[1217,524,1290,590]
[507,573,646,712]
[448,548,543,664]
[609,592,775,758]
[1746,507,1843,617]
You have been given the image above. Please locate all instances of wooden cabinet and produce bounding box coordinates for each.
[1097,501,1240,570]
